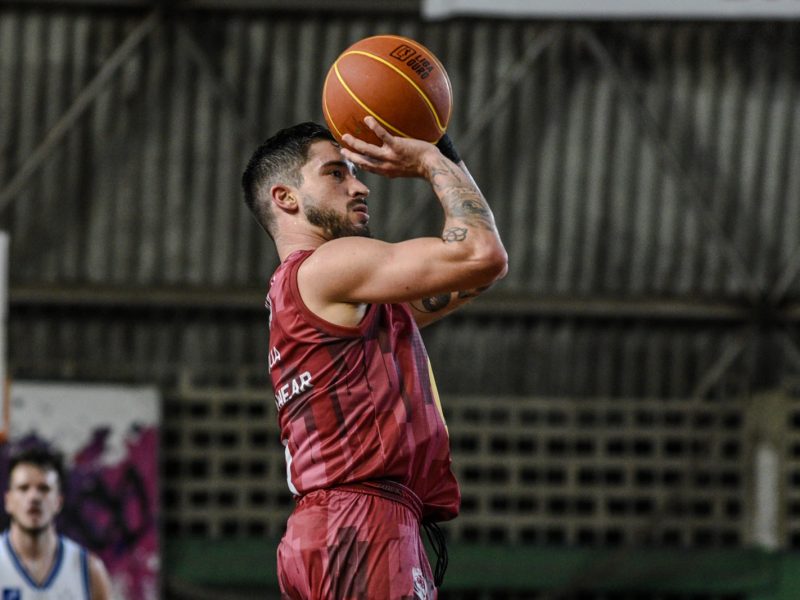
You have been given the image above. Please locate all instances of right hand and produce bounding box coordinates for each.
[340,117,440,179]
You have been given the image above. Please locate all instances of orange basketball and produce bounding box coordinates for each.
[322,34,452,148]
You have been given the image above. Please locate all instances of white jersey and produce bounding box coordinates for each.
[0,532,90,600]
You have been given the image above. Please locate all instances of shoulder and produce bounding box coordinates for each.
[60,539,112,598]
[298,237,392,292]
[86,551,113,599]
[301,237,387,269]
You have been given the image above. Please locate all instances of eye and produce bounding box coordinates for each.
[330,169,345,180]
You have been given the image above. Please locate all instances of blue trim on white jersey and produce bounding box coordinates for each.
[80,546,91,600]
[3,531,65,589]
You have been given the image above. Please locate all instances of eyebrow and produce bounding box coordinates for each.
[320,159,357,175]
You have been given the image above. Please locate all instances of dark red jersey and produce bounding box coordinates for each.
[266,249,460,521]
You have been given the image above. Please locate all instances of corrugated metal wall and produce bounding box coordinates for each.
[2,7,800,396]
[7,5,800,577]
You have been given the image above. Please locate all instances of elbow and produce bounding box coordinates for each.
[490,247,509,280]
[473,245,509,285]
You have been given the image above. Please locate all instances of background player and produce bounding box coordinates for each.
[242,117,507,598]
[1,446,113,599]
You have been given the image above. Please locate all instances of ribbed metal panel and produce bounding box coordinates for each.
[10,305,757,399]
[7,7,800,560]
[3,8,800,401]
[2,9,799,301]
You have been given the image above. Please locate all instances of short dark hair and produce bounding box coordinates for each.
[8,446,66,492]
[242,122,336,238]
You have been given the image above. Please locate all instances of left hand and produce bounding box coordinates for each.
[340,117,440,179]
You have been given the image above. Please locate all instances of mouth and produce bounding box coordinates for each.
[351,202,369,222]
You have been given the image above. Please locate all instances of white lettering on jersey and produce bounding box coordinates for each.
[275,371,313,410]
[265,294,273,328]
[283,439,299,495]
[268,346,281,370]
[412,567,429,599]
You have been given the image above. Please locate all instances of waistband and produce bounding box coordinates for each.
[330,479,424,522]
[300,479,448,588]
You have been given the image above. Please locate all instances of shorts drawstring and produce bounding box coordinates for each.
[422,519,448,588]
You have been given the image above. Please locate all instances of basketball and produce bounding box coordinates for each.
[322,34,452,148]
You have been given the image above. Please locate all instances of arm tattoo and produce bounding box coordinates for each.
[457,285,491,300]
[413,285,492,314]
[413,293,453,313]
[445,191,495,230]
[442,227,467,243]
[429,158,496,231]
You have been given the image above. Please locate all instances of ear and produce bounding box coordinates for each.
[271,185,299,213]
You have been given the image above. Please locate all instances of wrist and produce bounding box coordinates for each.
[436,133,462,163]
[420,147,445,178]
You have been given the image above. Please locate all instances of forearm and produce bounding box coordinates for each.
[410,284,492,328]
[422,152,506,273]
[413,285,488,312]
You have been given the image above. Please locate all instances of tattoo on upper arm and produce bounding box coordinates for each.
[442,227,467,243]
[414,293,453,313]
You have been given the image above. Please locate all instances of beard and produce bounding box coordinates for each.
[303,200,371,240]
[10,516,50,537]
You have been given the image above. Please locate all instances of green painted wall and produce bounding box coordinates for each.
[164,540,800,597]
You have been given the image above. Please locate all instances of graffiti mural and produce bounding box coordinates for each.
[0,383,160,600]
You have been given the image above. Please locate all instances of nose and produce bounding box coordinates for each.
[351,176,369,199]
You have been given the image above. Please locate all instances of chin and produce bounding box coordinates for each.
[329,226,371,239]
[19,523,50,536]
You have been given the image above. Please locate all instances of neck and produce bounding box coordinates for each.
[275,233,325,262]
[9,524,58,559]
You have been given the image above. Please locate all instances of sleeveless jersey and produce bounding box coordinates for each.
[0,532,90,600]
[266,249,460,521]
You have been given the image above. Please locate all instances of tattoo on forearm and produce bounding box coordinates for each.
[442,227,467,243]
[417,293,452,313]
[446,192,495,230]
[429,158,496,232]
[414,285,492,315]
[457,285,492,300]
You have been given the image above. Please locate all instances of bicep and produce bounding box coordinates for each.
[300,237,495,306]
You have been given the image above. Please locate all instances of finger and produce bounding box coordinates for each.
[340,148,384,172]
[342,132,383,156]
[363,116,393,144]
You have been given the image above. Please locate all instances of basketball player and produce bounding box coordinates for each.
[1,447,113,599]
[242,116,507,599]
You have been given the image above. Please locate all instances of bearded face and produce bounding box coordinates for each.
[4,464,63,537]
[303,195,372,240]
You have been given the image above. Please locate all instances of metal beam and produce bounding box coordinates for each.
[394,24,565,236]
[770,244,800,306]
[4,0,421,12]
[0,9,161,215]
[689,332,750,398]
[8,284,777,322]
[175,23,252,143]
[575,26,764,306]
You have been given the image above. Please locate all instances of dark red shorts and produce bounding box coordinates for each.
[277,481,437,600]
